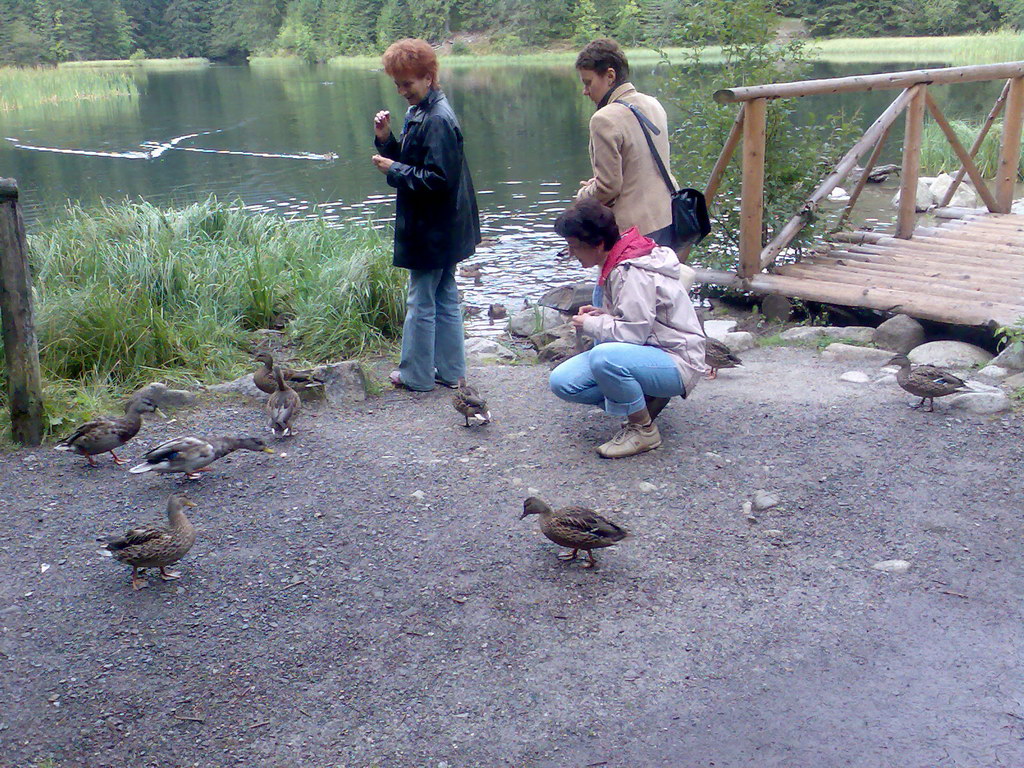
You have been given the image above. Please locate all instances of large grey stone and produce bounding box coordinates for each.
[891,178,935,212]
[537,282,595,314]
[947,391,1011,414]
[722,332,756,353]
[872,314,925,353]
[908,341,993,369]
[780,326,829,342]
[1004,372,1024,390]
[825,326,874,344]
[465,336,515,362]
[992,341,1024,371]
[703,319,737,340]
[134,381,197,410]
[976,364,1010,383]
[314,361,367,402]
[508,306,565,337]
[929,172,981,208]
[208,373,263,398]
[821,343,893,364]
[536,324,589,363]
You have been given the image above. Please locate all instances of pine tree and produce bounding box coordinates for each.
[613,0,642,45]
[571,0,603,46]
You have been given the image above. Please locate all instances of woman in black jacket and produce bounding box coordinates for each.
[372,38,481,391]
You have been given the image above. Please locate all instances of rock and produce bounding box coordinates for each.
[872,559,911,573]
[410,490,426,501]
[507,306,565,338]
[1004,372,1024,390]
[780,326,830,342]
[891,178,935,212]
[821,343,893,364]
[703,319,737,340]
[949,185,980,208]
[465,337,515,362]
[134,381,197,409]
[535,323,590,363]
[992,341,1024,371]
[722,332,756,353]
[908,340,993,369]
[975,364,1010,383]
[840,371,870,383]
[947,391,1011,414]
[208,373,263,398]
[637,481,658,493]
[314,361,368,402]
[827,186,849,202]
[761,294,793,321]
[763,529,784,538]
[537,282,595,314]
[742,501,757,525]
[752,490,779,511]
[872,314,925,353]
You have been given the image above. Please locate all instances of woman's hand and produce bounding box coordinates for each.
[571,313,587,329]
[374,110,391,141]
[571,306,604,328]
[372,154,394,174]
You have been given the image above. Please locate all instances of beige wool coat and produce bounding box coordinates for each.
[576,82,677,238]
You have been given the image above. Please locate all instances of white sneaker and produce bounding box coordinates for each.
[597,422,662,458]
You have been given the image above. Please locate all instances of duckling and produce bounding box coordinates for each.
[887,354,968,411]
[253,352,323,395]
[55,395,162,466]
[704,338,743,379]
[520,497,629,568]
[266,366,301,437]
[487,303,508,326]
[459,264,483,279]
[129,436,274,480]
[103,493,197,590]
[452,381,491,426]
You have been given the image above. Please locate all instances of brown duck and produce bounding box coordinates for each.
[55,395,161,466]
[452,381,491,427]
[888,354,969,411]
[487,303,507,325]
[253,351,323,395]
[104,493,197,590]
[520,497,629,568]
[704,337,743,379]
[129,435,274,479]
[266,366,301,437]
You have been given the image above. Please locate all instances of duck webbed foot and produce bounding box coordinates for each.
[110,450,126,465]
[131,569,148,590]
[557,549,579,562]
[159,567,182,580]
[582,551,598,569]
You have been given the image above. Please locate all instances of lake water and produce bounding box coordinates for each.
[0,58,998,330]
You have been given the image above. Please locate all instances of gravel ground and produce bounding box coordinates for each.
[1,346,1022,768]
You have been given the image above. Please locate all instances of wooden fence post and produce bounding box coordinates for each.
[739,97,767,278]
[896,85,926,239]
[996,76,1024,213]
[0,178,44,445]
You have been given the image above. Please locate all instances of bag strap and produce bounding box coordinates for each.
[615,99,676,195]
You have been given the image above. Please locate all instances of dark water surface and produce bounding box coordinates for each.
[0,58,995,327]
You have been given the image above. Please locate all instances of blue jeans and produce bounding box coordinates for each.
[549,342,685,417]
[399,267,466,391]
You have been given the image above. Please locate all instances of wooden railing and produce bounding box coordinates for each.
[701,62,1024,279]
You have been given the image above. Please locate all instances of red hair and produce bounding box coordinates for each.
[382,38,439,86]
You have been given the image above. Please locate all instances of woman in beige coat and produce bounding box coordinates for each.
[575,38,677,247]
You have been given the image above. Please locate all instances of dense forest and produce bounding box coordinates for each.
[3,0,1024,65]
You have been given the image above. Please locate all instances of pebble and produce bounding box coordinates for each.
[872,559,911,573]
[752,490,779,511]
[637,482,658,493]
[763,529,784,537]
[410,490,426,501]
[742,501,757,525]
[839,371,870,384]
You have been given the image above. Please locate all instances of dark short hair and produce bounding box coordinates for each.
[382,38,440,86]
[575,38,630,83]
[554,199,620,251]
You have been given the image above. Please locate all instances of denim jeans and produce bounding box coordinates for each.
[549,342,685,417]
[399,267,466,391]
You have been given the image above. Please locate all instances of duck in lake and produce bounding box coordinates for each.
[888,354,970,411]
[129,436,274,480]
[55,395,162,466]
[103,493,197,590]
[487,303,508,325]
[452,381,491,427]
[520,497,629,568]
[253,352,323,396]
[459,264,483,280]
[266,367,301,437]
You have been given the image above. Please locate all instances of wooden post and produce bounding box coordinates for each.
[896,85,926,239]
[0,178,44,445]
[739,98,767,278]
[996,76,1024,213]
[939,80,1009,208]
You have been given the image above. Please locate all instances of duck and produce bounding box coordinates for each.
[459,264,483,279]
[266,366,301,437]
[103,493,197,590]
[55,395,162,466]
[452,381,491,427]
[463,304,483,318]
[253,351,323,395]
[887,354,969,411]
[520,497,629,568]
[129,436,274,479]
[704,337,743,379]
[487,303,508,325]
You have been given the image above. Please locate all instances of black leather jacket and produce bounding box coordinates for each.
[374,89,481,270]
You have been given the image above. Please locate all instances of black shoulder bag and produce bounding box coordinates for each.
[615,100,711,249]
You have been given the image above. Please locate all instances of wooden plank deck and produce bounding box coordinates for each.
[757,212,1024,328]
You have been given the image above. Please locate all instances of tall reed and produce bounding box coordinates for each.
[0,66,137,112]
[919,118,1023,177]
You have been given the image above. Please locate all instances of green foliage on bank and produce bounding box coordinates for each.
[0,200,405,439]
[778,0,1012,37]
[0,65,137,111]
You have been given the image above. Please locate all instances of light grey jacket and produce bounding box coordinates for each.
[581,246,707,395]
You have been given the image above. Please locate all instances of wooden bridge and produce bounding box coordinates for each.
[691,62,1024,329]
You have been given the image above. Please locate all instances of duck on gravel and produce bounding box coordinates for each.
[887,354,970,411]
[520,497,629,568]
[55,395,162,466]
[129,436,274,480]
[102,493,197,590]
[253,351,323,396]
[452,381,491,427]
[704,338,743,380]
[266,367,301,437]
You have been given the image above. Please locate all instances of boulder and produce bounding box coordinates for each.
[703,319,737,340]
[825,325,874,344]
[722,331,756,354]
[872,314,925,353]
[821,343,893,364]
[465,336,515,362]
[929,173,982,208]
[134,381,197,410]
[208,373,264,398]
[507,306,565,337]
[537,282,595,314]
[314,361,367,402]
[947,391,1011,414]
[975,364,1010,383]
[992,340,1024,371]
[761,294,793,321]
[908,341,993,369]
[890,178,935,212]
[781,326,829,342]
[1004,372,1024,390]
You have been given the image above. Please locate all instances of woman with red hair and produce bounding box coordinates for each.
[372,38,481,391]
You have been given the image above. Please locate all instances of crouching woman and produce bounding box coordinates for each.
[549,199,706,458]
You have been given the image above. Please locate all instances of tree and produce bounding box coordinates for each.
[613,0,642,45]
[571,0,603,46]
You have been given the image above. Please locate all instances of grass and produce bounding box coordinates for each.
[0,66,137,112]
[920,117,1014,177]
[0,199,405,441]
[811,32,1024,65]
[58,58,209,69]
